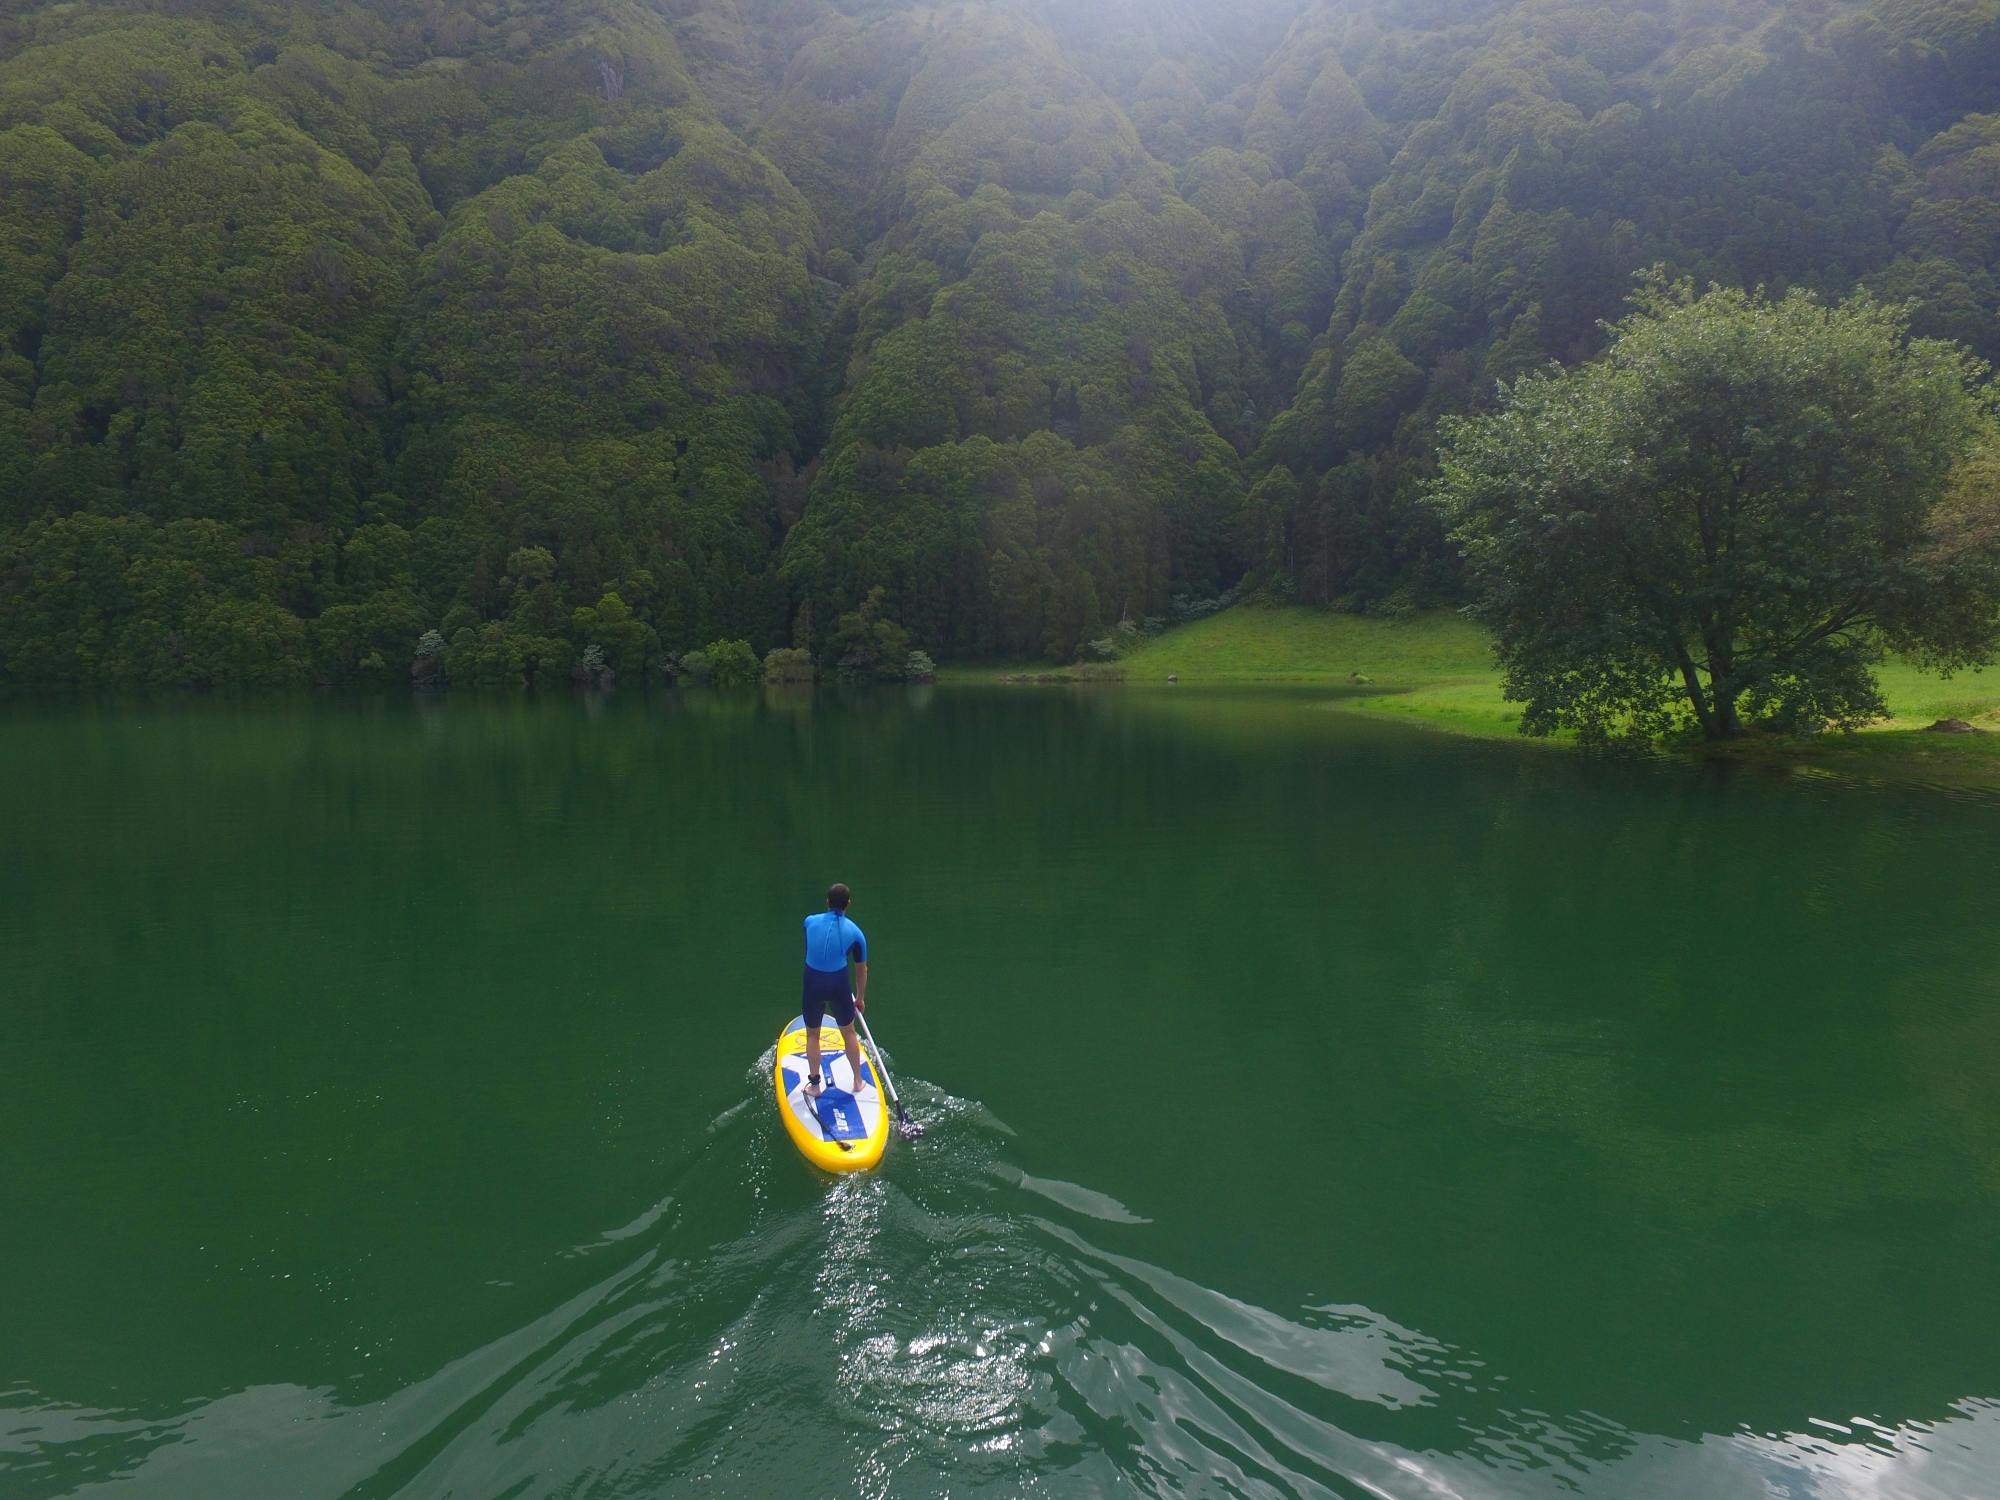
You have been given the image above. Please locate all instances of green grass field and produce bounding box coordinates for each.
[1114,606,1532,737]
[1117,606,1490,681]
[950,605,2000,785]
[1863,657,2000,731]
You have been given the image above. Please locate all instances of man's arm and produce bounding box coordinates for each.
[851,960,868,1010]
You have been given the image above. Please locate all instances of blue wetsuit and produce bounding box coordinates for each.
[802,910,867,1029]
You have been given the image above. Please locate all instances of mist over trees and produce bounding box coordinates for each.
[0,0,1995,687]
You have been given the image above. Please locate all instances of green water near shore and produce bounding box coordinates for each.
[4,687,1998,1498]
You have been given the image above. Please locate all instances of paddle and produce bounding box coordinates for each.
[855,1008,925,1141]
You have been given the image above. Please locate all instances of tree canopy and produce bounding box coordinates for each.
[1430,280,2000,740]
[0,0,1995,687]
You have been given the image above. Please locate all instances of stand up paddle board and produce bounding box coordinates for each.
[774,1015,889,1172]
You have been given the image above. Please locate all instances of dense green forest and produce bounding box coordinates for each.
[0,0,1995,687]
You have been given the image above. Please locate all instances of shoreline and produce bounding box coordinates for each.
[937,606,2000,791]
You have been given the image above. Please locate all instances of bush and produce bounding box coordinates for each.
[763,646,816,683]
[570,591,656,679]
[573,642,613,687]
[904,649,936,682]
[444,624,522,687]
[411,628,446,688]
[1168,585,1242,625]
[829,586,911,679]
[522,635,573,686]
[440,624,571,688]
[682,638,760,688]
[313,588,429,684]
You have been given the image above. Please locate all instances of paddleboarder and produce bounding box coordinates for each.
[802,883,869,1100]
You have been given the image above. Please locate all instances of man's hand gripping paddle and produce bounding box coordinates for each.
[856,1008,925,1141]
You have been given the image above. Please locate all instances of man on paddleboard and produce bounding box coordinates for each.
[802,883,869,1100]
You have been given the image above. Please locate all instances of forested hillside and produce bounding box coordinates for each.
[0,0,1995,686]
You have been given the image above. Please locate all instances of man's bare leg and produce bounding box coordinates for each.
[804,1028,824,1098]
[839,1021,865,1092]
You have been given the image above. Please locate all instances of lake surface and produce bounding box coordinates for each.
[3,687,1997,1500]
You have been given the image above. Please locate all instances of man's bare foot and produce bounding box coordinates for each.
[803,1073,823,1099]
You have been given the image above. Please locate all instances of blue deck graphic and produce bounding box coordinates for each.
[782,1035,875,1141]
[814,1089,867,1139]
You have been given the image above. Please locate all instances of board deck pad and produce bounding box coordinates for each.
[773,1018,889,1171]
[780,1056,875,1138]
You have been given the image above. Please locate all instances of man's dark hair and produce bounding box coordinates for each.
[827,882,851,911]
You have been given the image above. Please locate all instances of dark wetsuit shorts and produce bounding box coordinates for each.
[801,965,856,1029]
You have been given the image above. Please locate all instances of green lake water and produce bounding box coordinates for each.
[3,687,1998,1499]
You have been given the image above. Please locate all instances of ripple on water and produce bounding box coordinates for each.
[11,1078,1998,1500]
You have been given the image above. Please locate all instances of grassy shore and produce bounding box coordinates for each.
[1117,607,1531,736]
[944,605,2000,786]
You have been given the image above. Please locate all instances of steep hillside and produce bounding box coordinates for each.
[0,0,1993,685]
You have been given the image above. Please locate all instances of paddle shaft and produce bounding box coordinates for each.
[854,1010,914,1126]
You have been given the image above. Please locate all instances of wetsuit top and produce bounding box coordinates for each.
[804,911,867,973]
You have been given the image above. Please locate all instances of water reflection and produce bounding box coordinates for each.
[1,688,1995,1498]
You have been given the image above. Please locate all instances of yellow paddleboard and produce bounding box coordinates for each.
[774,1015,889,1172]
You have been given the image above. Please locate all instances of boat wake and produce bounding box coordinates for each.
[9,1076,1998,1500]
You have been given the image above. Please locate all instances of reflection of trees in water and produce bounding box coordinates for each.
[1391,753,2000,1434]
[1409,755,2000,1200]
[7,693,1997,1443]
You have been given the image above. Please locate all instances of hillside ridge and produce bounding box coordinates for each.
[0,0,1995,686]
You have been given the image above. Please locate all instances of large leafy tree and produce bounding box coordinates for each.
[1430,280,2000,742]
